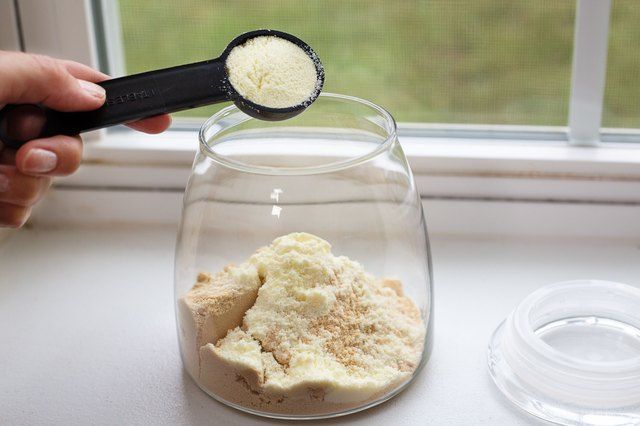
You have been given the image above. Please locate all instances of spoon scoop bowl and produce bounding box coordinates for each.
[222,29,325,121]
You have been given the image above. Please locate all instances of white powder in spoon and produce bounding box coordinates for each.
[225,36,320,109]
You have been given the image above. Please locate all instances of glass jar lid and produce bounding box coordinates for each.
[487,280,640,425]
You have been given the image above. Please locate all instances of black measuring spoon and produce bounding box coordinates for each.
[0,29,324,149]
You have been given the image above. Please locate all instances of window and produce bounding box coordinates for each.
[603,0,640,130]
[115,0,576,125]
[2,0,640,203]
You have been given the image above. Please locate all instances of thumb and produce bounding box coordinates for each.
[0,51,105,112]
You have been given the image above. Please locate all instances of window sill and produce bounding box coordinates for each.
[65,127,640,204]
[26,127,639,239]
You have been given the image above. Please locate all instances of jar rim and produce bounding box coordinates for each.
[198,93,397,176]
[516,280,640,372]
[496,279,640,409]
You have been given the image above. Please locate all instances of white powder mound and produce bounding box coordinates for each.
[225,36,320,108]
[179,232,426,415]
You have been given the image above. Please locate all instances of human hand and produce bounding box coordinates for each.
[0,51,171,227]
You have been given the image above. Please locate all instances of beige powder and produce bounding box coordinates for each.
[178,233,426,415]
[225,36,319,108]
[177,264,261,379]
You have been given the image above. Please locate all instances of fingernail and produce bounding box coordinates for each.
[79,80,106,100]
[24,148,58,173]
[0,174,9,192]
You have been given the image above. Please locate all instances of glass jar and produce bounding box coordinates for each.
[174,93,433,419]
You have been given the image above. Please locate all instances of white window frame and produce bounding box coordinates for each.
[3,0,640,207]
[568,0,612,146]
[0,0,21,51]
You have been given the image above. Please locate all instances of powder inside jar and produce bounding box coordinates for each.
[178,232,425,415]
[225,36,320,109]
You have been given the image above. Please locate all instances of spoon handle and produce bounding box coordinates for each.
[0,58,229,148]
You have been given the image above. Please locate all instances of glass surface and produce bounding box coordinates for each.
[488,280,640,426]
[174,94,433,419]
[603,0,640,129]
[537,317,640,363]
[118,0,574,125]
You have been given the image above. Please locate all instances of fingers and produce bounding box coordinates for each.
[62,58,172,134]
[62,59,109,82]
[0,51,105,111]
[3,105,47,142]
[0,165,51,207]
[0,202,31,228]
[0,52,170,138]
[0,147,16,165]
[126,114,172,134]
[14,135,83,177]
[0,164,49,228]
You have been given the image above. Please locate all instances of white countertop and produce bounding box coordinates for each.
[1,226,639,425]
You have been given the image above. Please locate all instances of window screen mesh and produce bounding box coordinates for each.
[117,0,575,124]
[603,0,640,129]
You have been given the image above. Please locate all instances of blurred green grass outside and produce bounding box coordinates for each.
[117,0,640,128]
